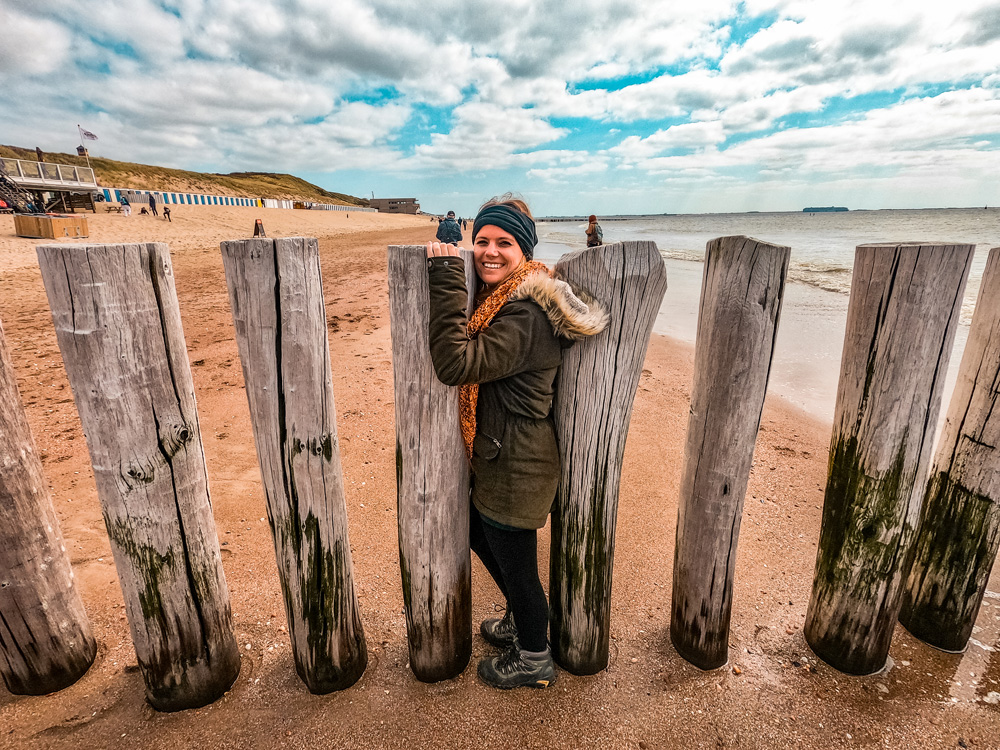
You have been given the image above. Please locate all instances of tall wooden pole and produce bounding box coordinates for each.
[36,242,240,710]
[671,235,790,670]
[804,243,974,675]
[0,317,97,695]
[550,241,667,675]
[899,246,1000,652]
[387,245,473,682]
[221,237,367,692]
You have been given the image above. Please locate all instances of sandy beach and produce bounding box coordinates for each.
[1,206,999,749]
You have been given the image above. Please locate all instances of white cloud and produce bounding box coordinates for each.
[0,7,72,75]
[408,102,568,170]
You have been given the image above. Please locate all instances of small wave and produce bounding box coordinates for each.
[786,267,853,295]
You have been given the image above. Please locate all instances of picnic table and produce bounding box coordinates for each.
[105,204,123,213]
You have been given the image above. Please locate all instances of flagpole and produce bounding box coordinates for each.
[77,124,92,170]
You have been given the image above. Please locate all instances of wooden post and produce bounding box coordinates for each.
[220,237,367,692]
[898,246,1000,652]
[671,235,790,670]
[387,245,473,682]
[804,242,974,675]
[0,317,97,695]
[36,242,240,710]
[550,241,667,674]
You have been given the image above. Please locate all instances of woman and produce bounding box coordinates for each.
[585,214,602,247]
[425,195,607,689]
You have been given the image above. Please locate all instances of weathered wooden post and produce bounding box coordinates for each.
[550,241,667,674]
[36,242,240,710]
[804,242,974,675]
[387,245,473,681]
[0,317,97,695]
[899,246,1000,652]
[671,235,790,670]
[221,237,367,692]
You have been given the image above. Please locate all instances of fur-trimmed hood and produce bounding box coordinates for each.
[511,271,608,341]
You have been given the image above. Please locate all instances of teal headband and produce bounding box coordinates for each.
[472,205,537,260]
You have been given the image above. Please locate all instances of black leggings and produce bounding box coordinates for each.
[469,504,549,652]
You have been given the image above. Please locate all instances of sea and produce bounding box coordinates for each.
[534,208,1000,429]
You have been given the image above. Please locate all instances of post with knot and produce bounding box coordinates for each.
[36,242,240,710]
[387,245,475,681]
[221,236,368,692]
[671,235,790,670]
[899,245,1000,652]
[0,315,97,695]
[550,241,667,674]
[804,242,974,675]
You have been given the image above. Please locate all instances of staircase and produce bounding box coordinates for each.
[0,163,37,213]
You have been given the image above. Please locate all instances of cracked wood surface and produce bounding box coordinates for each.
[0,316,96,695]
[671,235,790,670]
[900,246,1000,652]
[549,241,667,675]
[221,237,367,693]
[36,242,239,710]
[387,245,473,682]
[804,242,974,675]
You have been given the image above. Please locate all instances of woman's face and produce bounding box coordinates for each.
[474,225,525,287]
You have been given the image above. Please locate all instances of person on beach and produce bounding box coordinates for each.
[436,210,463,244]
[120,194,131,216]
[586,214,603,247]
[163,206,171,222]
[425,195,607,689]
[148,194,158,217]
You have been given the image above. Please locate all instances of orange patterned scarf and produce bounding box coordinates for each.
[459,260,550,459]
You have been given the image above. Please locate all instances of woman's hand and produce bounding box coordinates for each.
[426,241,462,258]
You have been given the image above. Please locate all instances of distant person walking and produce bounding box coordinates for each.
[163,206,171,222]
[120,194,131,216]
[436,210,463,245]
[586,215,603,247]
[148,194,158,217]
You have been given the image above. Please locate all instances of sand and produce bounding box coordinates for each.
[1,206,999,749]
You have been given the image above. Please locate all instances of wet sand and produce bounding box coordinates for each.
[1,207,999,749]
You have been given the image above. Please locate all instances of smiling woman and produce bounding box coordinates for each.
[424,194,608,690]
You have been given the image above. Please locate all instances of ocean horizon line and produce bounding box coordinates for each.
[538,205,996,222]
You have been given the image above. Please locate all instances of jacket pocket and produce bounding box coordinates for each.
[472,432,502,460]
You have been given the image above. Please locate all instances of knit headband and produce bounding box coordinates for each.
[472,205,538,260]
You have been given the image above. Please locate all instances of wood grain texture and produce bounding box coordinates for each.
[671,235,790,670]
[0,317,96,695]
[221,237,367,693]
[388,245,471,682]
[899,246,1000,652]
[804,242,974,675]
[550,241,667,675]
[36,242,240,710]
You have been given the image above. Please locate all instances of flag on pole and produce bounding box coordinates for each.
[81,128,98,140]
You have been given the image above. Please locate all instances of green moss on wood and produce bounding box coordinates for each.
[899,470,1000,651]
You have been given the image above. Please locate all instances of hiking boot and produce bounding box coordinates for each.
[480,609,518,649]
[477,645,556,690]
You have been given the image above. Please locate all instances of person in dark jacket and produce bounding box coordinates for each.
[585,214,602,246]
[435,210,463,244]
[426,195,607,689]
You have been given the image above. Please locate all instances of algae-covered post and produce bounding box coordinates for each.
[221,237,367,693]
[671,235,790,670]
[36,242,240,711]
[388,244,473,682]
[0,316,97,695]
[550,241,667,675]
[804,242,974,675]
[899,246,1000,653]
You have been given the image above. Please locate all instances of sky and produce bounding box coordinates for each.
[1,1,999,217]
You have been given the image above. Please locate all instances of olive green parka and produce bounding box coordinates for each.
[427,256,607,529]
